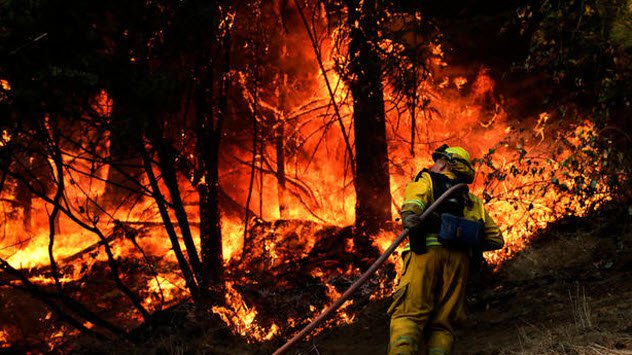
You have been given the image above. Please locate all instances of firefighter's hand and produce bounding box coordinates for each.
[401,211,422,231]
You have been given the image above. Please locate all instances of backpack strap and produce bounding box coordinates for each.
[413,170,468,233]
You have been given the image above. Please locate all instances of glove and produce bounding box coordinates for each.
[402,211,426,254]
[401,211,422,231]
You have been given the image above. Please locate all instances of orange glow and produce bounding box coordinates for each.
[0,130,10,147]
[211,281,280,341]
[0,10,615,349]
[0,79,10,91]
[0,330,9,348]
[94,90,112,117]
[47,325,79,352]
[453,76,468,90]
[221,217,244,262]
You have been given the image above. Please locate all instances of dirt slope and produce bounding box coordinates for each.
[288,204,632,354]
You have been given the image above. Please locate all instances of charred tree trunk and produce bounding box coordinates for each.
[346,0,392,236]
[275,111,287,219]
[140,143,202,302]
[275,63,289,219]
[14,147,58,233]
[104,97,144,209]
[151,133,203,282]
[15,178,33,231]
[195,2,232,294]
[196,86,225,293]
[274,19,289,219]
[102,18,144,211]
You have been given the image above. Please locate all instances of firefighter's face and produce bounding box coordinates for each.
[430,158,449,173]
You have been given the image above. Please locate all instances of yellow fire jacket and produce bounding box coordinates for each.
[401,170,504,251]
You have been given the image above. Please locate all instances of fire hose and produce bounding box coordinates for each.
[273,183,468,355]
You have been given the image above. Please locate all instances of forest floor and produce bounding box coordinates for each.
[5,202,630,354]
[284,203,632,355]
[103,201,632,355]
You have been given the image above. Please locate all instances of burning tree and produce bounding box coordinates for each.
[341,0,392,237]
[0,0,237,341]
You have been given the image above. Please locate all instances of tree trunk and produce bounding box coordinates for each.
[152,135,203,281]
[196,3,231,293]
[15,179,32,231]
[197,91,225,292]
[276,72,288,219]
[104,69,143,211]
[141,143,202,302]
[15,152,57,232]
[346,0,392,236]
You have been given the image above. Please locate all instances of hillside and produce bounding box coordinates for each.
[287,202,632,354]
[74,201,632,354]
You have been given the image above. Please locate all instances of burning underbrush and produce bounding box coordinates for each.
[0,218,401,352]
[0,77,619,352]
[0,114,619,352]
[218,220,398,337]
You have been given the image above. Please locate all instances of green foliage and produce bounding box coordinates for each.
[515,0,632,199]
[610,1,632,48]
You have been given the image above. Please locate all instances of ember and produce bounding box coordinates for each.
[0,330,8,347]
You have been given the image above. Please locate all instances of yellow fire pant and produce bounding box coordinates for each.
[388,247,470,355]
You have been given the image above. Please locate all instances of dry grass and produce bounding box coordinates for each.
[569,285,592,331]
[501,284,632,355]
[157,336,187,355]
[512,323,632,354]
[577,344,632,354]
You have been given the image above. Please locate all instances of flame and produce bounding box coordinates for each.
[143,275,186,309]
[0,79,10,91]
[94,90,112,117]
[0,7,616,349]
[221,218,245,263]
[453,77,468,90]
[322,284,355,323]
[0,130,11,147]
[211,281,279,341]
[474,119,610,265]
[47,325,79,352]
[0,329,9,348]
[534,112,550,141]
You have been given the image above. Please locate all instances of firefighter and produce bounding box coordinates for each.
[388,145,504,355]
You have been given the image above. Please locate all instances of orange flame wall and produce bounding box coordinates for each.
[0,13,608,279]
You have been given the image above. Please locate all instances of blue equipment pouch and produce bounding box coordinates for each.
[438,213,484,248]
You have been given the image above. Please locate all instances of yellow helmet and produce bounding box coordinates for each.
[432,144,475,183]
